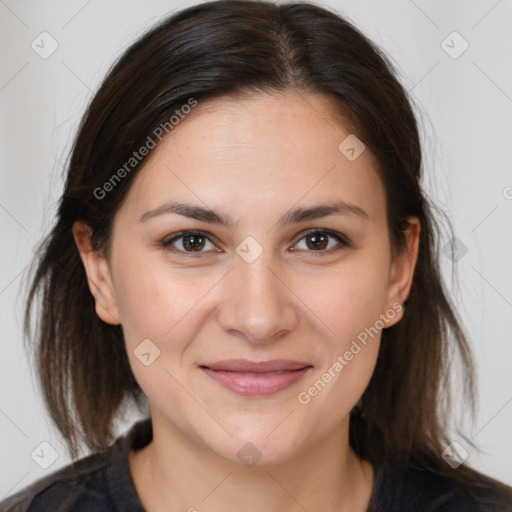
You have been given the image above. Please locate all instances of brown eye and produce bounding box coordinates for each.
[180,233,207,252]
[161,230,217,255]
[305,232,329,250]
[293,229,350,256]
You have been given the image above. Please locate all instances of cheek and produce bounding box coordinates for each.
[114,274,169,340]
[297,252,391,339]
[113,248,203,341]
[113,254,221,384]
[297,304,382,422]
[304,340,380,416]
[292,252,388,407]
[117,266,203,404]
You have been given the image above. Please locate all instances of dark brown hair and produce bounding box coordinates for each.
[23,0,511,506]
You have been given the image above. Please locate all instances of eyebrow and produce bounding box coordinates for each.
[138,200,369,228]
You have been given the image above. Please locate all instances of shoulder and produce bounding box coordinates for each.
[0,418,151,512]
[0,451,112,512]
[371,463,512,512]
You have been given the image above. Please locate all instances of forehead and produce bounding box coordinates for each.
[161,90,359,162]
[116,90,386,226]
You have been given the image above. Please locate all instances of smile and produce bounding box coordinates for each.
[199,366,313,396]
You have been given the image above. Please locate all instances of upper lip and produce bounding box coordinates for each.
[200,359,312,373]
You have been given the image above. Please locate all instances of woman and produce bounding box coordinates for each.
[2,0,511,510]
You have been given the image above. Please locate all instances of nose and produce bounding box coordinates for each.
[216,250,299,345]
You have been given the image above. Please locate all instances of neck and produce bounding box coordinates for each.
[129,410,374,512]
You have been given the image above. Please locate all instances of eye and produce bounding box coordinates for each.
[292,229,350,257]
[160,229,351,258]
[160,230,218,256]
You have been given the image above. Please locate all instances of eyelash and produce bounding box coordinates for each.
[160,229,351,258]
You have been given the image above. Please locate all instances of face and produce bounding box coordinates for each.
[74,90,419,466]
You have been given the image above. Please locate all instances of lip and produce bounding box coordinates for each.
[200,359,311,372]
[199,359,313,396]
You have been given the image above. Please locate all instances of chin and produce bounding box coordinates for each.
[202,425,309,468]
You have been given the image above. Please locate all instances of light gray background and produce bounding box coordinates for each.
[1,0,511,498]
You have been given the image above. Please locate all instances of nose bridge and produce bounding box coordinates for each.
[237,247,280,298]
[235,233,280,291]
[218,241,298,343]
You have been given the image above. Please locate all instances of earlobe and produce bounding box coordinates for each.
[72,221,121,325]
[383,217,420,328]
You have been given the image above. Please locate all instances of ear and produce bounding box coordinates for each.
[383,216,420,327]
[72,221,121,325]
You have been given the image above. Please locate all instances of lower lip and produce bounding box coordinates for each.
[200,366,313,396]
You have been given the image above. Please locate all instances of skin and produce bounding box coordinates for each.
[73,89,420,512]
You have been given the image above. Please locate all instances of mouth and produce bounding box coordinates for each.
[199,359,313,396]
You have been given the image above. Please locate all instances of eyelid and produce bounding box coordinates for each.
[295,228,350,246]
[291,228,351,257]
[160,228,351,256]
[160,230,219,257]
